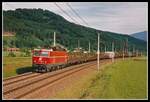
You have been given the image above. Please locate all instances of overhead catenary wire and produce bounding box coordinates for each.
[65,3,89,26]
[54,2,79,24]
[55,2,92,51]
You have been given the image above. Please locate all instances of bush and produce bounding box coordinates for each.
[20,49,31,57]
[20,53,26,57]
[25,50,31,57]
[8,52,16,57]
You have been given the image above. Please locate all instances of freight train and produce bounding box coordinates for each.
[32,46,137,72]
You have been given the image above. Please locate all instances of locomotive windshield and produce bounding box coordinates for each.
[40,51,48,56]
[33,51,48,56]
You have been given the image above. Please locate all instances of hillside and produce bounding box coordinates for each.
[3,8,147,52]
[130,31,147,42]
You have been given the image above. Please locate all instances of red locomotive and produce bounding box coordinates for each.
[32,46,68,72]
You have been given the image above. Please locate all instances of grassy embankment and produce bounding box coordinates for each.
[3,57,32,78]
[54,57,147,99]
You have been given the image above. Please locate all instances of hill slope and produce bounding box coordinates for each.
[130,31,147,42]
[3,8,147,52]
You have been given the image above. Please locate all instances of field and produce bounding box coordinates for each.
[3,57,32,78]
[54,57,147,99]
[2,56,147,99]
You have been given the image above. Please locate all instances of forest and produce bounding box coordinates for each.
[3,8,147,52]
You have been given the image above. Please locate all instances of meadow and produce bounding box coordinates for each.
[3,55,147,99]
[54,57,147,99]
[3,57,32,78]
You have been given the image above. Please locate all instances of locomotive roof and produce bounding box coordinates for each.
[105,51,115,54]
[34,46,66,51]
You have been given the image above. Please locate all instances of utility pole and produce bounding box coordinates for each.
[124,38,127,56]
[136,49,138,57]
[132,45,135,56]
[105,45,106,52]
[123,42,124,60]
[129,45,131,58]
[78,40,80,49]
[126,38,128,55]
[97,33,100,71]
[89,41,91,53]
[54,32,56,46]
[141,51,142,56]
[112,41,114,62]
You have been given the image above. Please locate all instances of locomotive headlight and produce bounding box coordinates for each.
[39,58,42,61]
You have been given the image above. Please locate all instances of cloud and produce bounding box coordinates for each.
[72,2,148,34]
[2,2,148,34]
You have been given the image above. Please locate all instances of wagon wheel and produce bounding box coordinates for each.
[44,65,48,72]
[42,65,47,72]
[38,65,42,72]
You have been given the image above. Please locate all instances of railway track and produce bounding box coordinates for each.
[17,63,97,99]
[4,72,33,81]
[3,57,129,99]
[3,61,97,99]
[3,73,41,86]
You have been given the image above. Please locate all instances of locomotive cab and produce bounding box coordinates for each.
[32,47,68,72]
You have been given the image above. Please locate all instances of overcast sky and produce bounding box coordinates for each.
[2,2,148,35]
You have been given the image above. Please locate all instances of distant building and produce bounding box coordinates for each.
[4,48,20,52]
[73,47,84,52]
[3,32,15,36]
[104,51,115,58]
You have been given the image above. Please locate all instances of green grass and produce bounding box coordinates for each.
[3,36,16,40]
[3,57,32,78]
[54,57,147,99]
[3,51,30,57]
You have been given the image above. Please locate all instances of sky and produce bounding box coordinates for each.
[2,2,148,35]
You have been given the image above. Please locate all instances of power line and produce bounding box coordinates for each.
[54,2,79,24]
[65,3,89,26]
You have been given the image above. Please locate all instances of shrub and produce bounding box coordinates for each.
[8,52,16,57]
[20,49,31,57]
[25,50,31,57]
